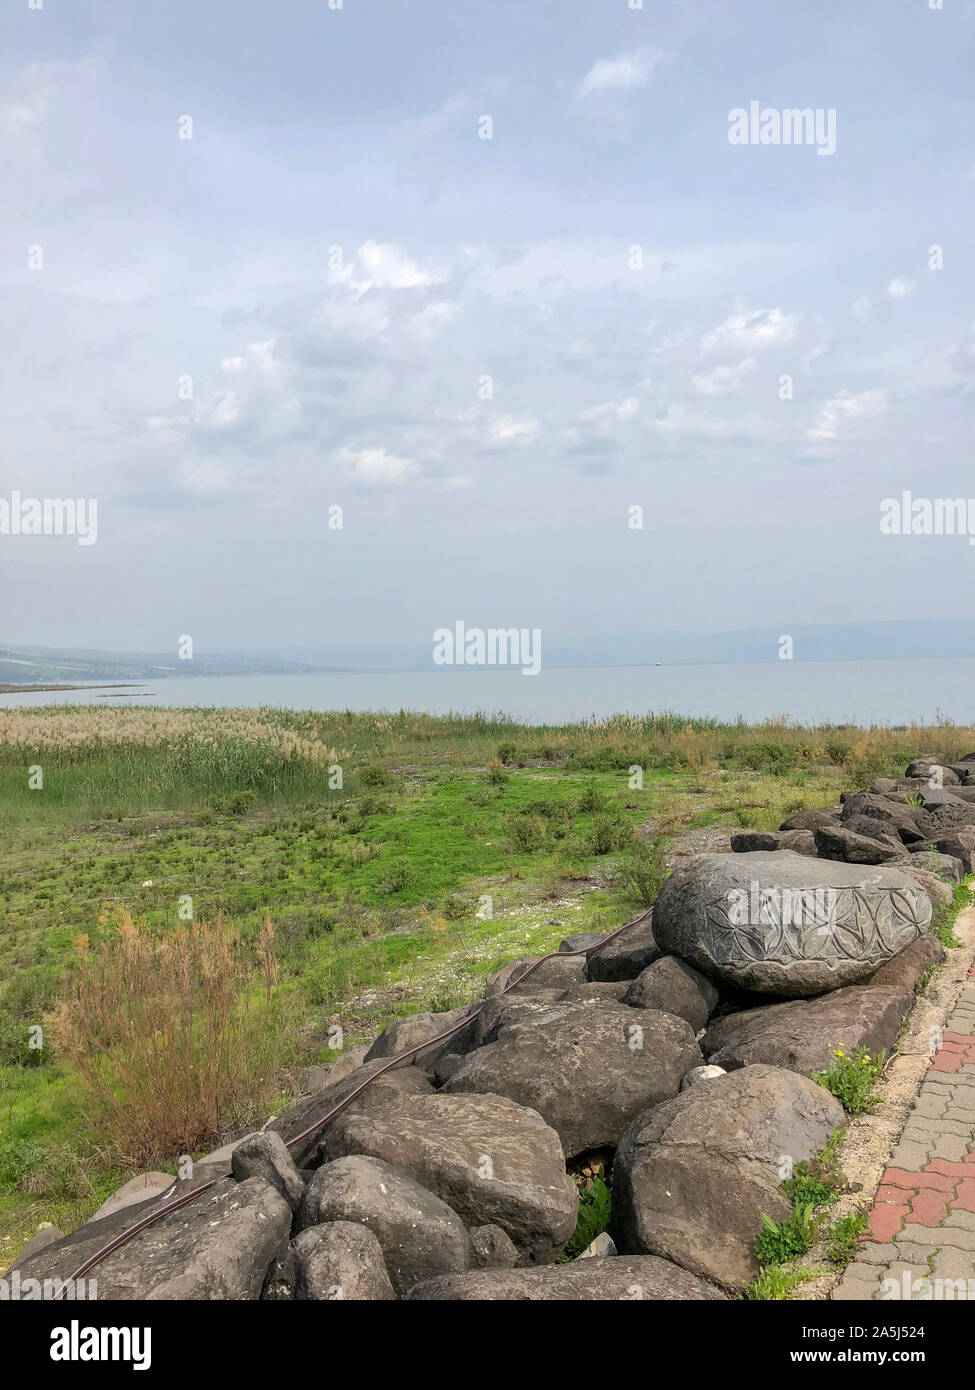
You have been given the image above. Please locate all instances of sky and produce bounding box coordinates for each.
[1,0,973,667]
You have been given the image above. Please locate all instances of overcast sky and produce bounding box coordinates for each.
[1,0,973,665]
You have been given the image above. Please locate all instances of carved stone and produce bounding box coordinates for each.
[651,851,931,998]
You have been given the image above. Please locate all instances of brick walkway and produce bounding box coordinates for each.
[833,967,975,1300]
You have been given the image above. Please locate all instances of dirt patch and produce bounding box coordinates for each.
[795,904,975,1299]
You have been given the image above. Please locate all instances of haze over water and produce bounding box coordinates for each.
[2,658,973,727]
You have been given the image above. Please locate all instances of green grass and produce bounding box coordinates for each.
[930,880,973,950]
[2,705,973,1258]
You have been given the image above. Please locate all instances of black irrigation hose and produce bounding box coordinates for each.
[52,910,649,1299]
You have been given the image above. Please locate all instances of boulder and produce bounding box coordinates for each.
[231,1132,305,1213]
[270,1058,434,1166]
[868,935,946,993]
[730,832,779,852]
[406,1255,726,1301]
[840,816,905,849]
[290,1222,395,1301]
[585,910,662,981]
[906,759,958,785]
[472,990,567,1047]
[364,1006,476,1068]
[9,1225,64,1267]
[898,865,954,913]
[701,984,914,1074]
[778,809,837,832]
[903,849,964,882]
[777,829,819,857]
[559,980,630,1004]
[814,825,905,865]
[444,1001,701,1159]
[576,1231,617,1259]
[559,931,605,954]
[296,1156,471,1295]
[484,954,586,996]
[297,1065,331,1096]
[651,851,931,998]
[623,956,719,1032]
[926,828,975,873]
[469,1225,520,1269]
[839,793,926,844]
[317,1090,578,1261]
[15,1177,291,1300]
[327,1044,369,1083]
[90,1173,175,1222]
[611,1064,845,1289]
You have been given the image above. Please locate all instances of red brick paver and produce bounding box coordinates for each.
[832,974,975,1301]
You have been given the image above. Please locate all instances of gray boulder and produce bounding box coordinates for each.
[702,983,914,1074]
[904,849,964,882]
[231,1132,305,1213]
[406,1255,726,1301]
[839,792,927,843]
[925,828,975,873]
[317,1090,578,1261]
[269,1058,434,1165]
[814,825,905,864]
[777,829,819,857]
[651,851,931,997]
[290,1222,395,1301]
[484,954,586,996]
[297,1155,471,1295]
[364,1006,476,1069]
[611,1064,844,1289]
[469,1225,520,1269]
[778,809,837,832]
[559,931,605,954]
[585,910,662,981]
[730,832,780,852]
[623,955,719,1032]
[841,815,905,849]
[868,935,946,993]
[15,1177,291,1300]
[444,1000,701,1159]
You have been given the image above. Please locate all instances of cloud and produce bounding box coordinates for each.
[852,295,871,323]
[485,414,539,445]
[335,445,415,485]
[690,358,756,396]
[577,49,670,97]
[337,240,444,295]
[807,388,888,440]
[887,277,916,299]
[701,304,799,354]
[580,396,640,422]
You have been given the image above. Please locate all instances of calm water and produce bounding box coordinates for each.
[1,658,974,726]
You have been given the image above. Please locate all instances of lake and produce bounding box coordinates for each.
[1,658,973,727]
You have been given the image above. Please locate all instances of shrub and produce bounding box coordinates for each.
[611,837,670,907]
[360,765,391,787]
[578,781,607,814]
[754,1203,823,1265]
[504,812,548,853]
[584,813,631,856]
[44,910,299,1165]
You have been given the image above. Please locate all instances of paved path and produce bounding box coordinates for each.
[833,964,975,1300]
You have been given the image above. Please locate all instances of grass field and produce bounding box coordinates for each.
[2,703,973,1266]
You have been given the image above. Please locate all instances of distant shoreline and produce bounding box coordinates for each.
[0,682,143,694]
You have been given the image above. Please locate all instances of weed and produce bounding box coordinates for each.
[813,1046,884,1115]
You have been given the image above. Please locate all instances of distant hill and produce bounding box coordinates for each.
[0,644,341,683]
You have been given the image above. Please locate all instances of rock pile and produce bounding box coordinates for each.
[13,753,963,1300]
